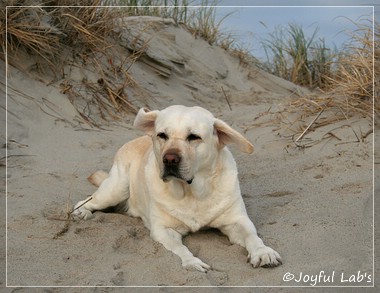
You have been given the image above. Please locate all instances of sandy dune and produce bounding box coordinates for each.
[1,17,375,289]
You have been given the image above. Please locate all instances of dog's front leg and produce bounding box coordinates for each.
[221,216,282,268]
[151,227,211,272]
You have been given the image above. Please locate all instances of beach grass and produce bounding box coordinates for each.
[1,3,376,123]
[1,1,238,125]
[1,1,244,67]
[261,23,336,89]
[261,20,377,121]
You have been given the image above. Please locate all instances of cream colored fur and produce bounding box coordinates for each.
[73,105,281,271]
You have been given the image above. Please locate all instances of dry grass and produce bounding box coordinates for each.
[3,3,375,130]
[261,23,336,89]
[1,1,239,125]
[48,1,120,51]
[280,19,377,135]
[264,19,377,145]
[260,19,376,124]
[1,2,62,66]
[1,2,143,124]
[113,0,235,48]
[325,20,376,115]
[185,1,234,46]
[2,1,121,65]
[1,1,240,63]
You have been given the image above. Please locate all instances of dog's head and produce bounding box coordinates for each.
[134,105,253,184]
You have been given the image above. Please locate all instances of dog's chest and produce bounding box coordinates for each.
[159,188,230,232]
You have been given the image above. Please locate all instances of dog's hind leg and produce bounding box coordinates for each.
[72,162,130,220]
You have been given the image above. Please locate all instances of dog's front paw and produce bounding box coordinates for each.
[182,256,211,273]
[72,201,94,220]
[248,246,282,268]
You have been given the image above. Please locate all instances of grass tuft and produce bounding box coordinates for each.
[325,19,375,108]
[261,23,336,89]
[1,2,62,66]
[261,19,376,122]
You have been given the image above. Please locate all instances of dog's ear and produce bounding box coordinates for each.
[133,108,159,135]
[214,119,254,154]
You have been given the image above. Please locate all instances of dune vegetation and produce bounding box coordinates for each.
[1,1,377,123]
[261,20,377,123]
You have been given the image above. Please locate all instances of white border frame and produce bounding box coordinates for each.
[4,3,376,289]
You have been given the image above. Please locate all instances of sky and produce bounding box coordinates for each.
[195,1,376,61]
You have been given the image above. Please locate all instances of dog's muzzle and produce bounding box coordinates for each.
[162,153,193,184]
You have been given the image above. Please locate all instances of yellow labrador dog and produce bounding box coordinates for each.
[73,105,281,272]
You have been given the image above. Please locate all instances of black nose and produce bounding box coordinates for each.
[163,153,181,165]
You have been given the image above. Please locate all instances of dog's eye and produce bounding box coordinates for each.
[187,134,201,141]
[157,132,168,140]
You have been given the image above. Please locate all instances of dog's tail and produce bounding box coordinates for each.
[88,170,109,187]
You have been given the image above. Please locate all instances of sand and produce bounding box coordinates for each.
[1,17,376,290]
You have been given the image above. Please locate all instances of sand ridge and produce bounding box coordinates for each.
[1,17,374,288]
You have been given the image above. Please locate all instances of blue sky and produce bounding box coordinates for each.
[199,1,376,60]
